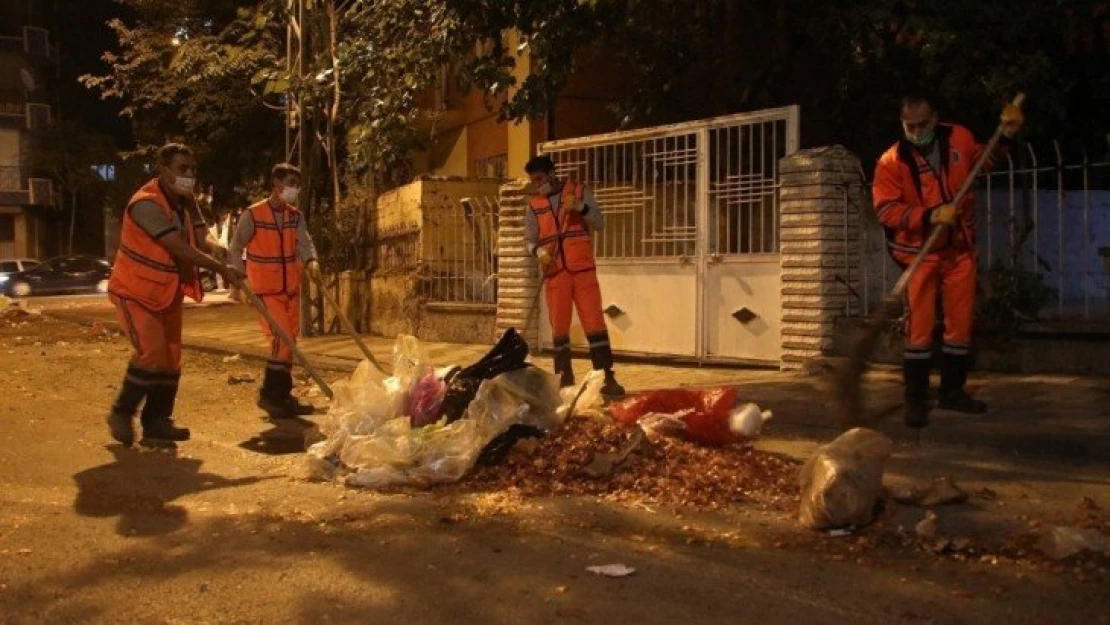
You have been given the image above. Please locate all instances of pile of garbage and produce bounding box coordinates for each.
[305,330,797,509]
[306,329,564,488]
[459,413,798,510]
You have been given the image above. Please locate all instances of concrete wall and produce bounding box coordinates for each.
[322,177,503,345]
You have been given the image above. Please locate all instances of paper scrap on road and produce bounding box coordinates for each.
[586,564,636,578]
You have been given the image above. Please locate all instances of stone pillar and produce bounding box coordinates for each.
[494,180,542,346]
[778,146,865,371]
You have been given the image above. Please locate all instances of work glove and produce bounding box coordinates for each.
[1000,104,1024,138]
[929,203,958,227]
[218,264,246,287]
[536,247,552,271]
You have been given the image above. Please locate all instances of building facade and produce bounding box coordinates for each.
[0,2,57,259]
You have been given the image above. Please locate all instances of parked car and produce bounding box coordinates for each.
[0,258,41,289]
[1,255,112,297]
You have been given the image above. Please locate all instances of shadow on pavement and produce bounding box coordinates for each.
[239,418,315,456]
[72,445,272,537]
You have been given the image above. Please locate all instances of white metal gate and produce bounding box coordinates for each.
[537,106,799,363]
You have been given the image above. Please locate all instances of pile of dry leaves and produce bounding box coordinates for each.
[459,415,799,511]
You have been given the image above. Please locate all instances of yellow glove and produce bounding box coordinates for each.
[536,248,552,271]
[305,259,321,280]
[1000,104,1024,138]
[930,203,957,227]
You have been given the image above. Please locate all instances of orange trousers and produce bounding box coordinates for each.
[112,293,183,372]
[545,268,607,338]
[903,249,976,360]
[256,293,300,363]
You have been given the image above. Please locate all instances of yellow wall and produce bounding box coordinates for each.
[431,126,469,177]
[375,179,424,230]
[409,33,628,181]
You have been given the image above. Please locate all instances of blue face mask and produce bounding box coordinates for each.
[906,129,935,147]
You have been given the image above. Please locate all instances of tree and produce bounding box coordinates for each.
[81,0,286,209]
[29,121,117,255]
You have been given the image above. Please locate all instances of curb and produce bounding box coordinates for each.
[46,310,362,374]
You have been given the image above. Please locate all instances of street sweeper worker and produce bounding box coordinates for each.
[872,94,1023,427]
[106,142,244,447]
[523,155,625,398]
[228,162,320,420]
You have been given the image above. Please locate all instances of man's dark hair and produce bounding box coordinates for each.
[524,155,556,175]
[157,143,193,167]
[901,94,934,112]
[271,162,302,184]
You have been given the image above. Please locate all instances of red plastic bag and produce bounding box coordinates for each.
[610,387,740,446]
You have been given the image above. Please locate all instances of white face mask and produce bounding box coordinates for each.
[280,186,300,204]
[172,176,196,195]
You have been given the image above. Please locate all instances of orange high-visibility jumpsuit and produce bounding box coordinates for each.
[529,181,613,379]
[242,200,306,402]
[108,178,204,426]
[872,123,1006,405]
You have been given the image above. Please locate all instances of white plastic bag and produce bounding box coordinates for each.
[558,370,606,419]
[729,403,773,438]
[798,428,893,530]
[319,359,396,438]
[306,333,566,488]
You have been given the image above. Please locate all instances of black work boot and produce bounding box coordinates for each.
[140,373,190,444]
[553,336,575,388]
[107,366,149,446]
[258,362,293,420]
[903,352,932,428]
[601,370,626,399]
[141,418,191,443]
[938,347,987,414]
[281,369,316,416]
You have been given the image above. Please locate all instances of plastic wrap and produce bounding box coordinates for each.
[798,428,893,530]
[306,333,565,488]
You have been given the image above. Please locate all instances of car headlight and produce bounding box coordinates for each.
[0,276,8,284]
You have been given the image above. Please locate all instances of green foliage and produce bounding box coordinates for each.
[81,0,285,208]
[976,262,1057,343]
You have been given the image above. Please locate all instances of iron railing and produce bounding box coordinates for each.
[420,196,499,304]
[854,142,1110,321]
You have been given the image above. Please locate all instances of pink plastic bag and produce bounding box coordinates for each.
[407,367,447,427]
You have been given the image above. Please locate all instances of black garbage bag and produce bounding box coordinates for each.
[476,424,545,466]
[438,328,531,423]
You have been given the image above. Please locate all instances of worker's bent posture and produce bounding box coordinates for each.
[523,155,625,398]
[872,95,1023,427]
[229,163,320,420]
[106,143,242,446]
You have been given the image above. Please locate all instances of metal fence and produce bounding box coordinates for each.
[373,222,420,272]
[420,196,499,304]
[540,108,797,261]
[855,142,1110,321]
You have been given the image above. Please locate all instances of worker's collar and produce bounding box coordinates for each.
[545,179,565,197]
